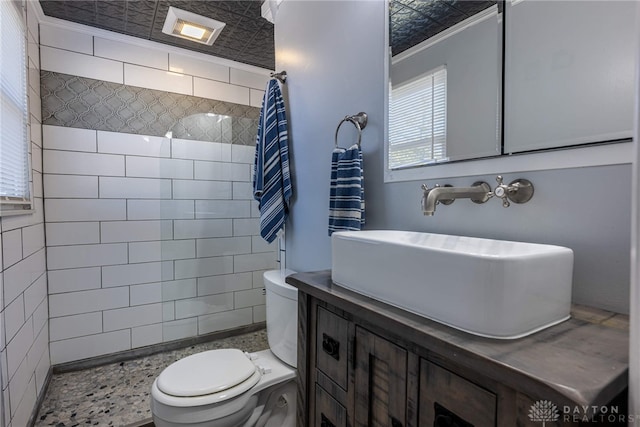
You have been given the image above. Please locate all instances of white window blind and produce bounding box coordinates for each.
[0,0,30,209]
[388,66,447,170]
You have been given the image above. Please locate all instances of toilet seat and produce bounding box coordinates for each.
[154,349,262,407]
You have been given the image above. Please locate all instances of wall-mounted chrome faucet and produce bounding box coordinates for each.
[421,175,534,216]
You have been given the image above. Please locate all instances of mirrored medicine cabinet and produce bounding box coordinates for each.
[386,0,636,176]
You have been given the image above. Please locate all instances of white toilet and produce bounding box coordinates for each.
[151,269,298,427]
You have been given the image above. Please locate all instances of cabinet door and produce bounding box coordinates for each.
[420,360,496,427]
[354,326,407,427]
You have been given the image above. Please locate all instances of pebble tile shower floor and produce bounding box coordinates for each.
[35,329,268,427]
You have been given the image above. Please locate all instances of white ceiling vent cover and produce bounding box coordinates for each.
[162,6,226,46]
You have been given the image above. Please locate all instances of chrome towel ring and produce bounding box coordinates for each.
[334,112,368,148]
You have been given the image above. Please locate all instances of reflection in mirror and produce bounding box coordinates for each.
[387,0,502,173]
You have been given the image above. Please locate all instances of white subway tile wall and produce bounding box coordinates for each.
[0,4,50,426]
[44,126,276,365]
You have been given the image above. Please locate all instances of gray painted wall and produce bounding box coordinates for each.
[276,1,631,313]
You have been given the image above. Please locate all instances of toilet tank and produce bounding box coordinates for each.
[264,269,298,368]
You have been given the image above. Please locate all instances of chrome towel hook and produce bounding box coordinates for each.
[334,112,368,148]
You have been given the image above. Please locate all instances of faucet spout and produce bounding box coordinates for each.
[421,182,492,216]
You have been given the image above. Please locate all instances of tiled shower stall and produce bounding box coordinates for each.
[39,25,277,365]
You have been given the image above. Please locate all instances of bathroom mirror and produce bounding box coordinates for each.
[387,0,502,171]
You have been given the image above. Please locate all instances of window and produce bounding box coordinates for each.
[388,66,447,170]
[0,0,30,214]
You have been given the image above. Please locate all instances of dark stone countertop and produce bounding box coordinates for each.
[287,270,629,409]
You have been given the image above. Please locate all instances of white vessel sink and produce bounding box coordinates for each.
[331,230,573,339]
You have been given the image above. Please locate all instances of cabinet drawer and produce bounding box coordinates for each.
[316,306,349,390]
[315,384,347,427]
[420,360,497,427]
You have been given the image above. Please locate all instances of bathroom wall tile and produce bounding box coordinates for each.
[43,150,125,176]
[197,272,253,296]
[250,89,265,108]
[3,249,46,304]
[162,318,197,342]
[101,220,173,244]
[234,252,277,273]
[195,200,251,219]
[49,287,129,317]
[162,279,197,302]
[132,323,163,348]
[11,376,36,427]
[41,46,124,84]
[7,321,34,378]
[21,224,44,258]
[173,219,233,240]
[162,302,175,322]
[28,323,48,383]
[30,116,42,149]
[193,78,250,105]
[47,243,127,270]
[233,218,260,236]
[29,87,41,123]
[172,180,232,200]
[127,199,195,220]
[174,255,234,280]
[49,312,102,341]
[32,298,49,340]
[230,69,270,91]
[102,262,169,288]
[40,24,93,55]
[43,126,97,152]
[196,237,251,258]
[124,64,192,96]
[253,305,266,323]
[32,171,44,200]
[4,295,25,342]
[43,175,99,199]
[169,53,229,82]
[129,240,196,263]
[23,273,47,318]
[45,199,126,222]
[46,222,101,246]
[103,303,163,332]
[194,161,250,182]
[251,236,276,253]
[232,182,254,200]
[99,177,172,199]
[31,146,43,173]
[174,293,234,319]
[48,267,102,294]
[34,347,50,397]
[2,229,23,269]
[126,156,193,179]
[95,38,168,70]
[130,282,162,306]
[50,329,131,365]
[231,144,256,164]
[98,131,171,158]
[234,288,265,309]
[198,307,252,335]
[7,353,33,414]
[171,139,231,162]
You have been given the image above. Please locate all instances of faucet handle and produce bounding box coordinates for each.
[493,175,534,208]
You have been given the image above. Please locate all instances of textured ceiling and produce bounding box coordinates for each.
[390,0,497,56]
[39,0,497,70]
[39,0,275,70]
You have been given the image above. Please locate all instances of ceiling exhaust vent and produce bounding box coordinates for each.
[162,6,225,46]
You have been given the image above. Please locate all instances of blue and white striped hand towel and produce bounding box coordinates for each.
[253,79,292,243]
[328,144,365,235]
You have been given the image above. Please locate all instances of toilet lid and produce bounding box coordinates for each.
[157,349,258,397]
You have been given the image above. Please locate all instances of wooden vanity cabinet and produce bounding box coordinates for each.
[304,301,498,427]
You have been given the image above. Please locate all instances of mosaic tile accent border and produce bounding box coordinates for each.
[41,71,261,145]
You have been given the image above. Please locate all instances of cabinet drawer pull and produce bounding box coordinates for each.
[321,413,336,427]
[322,333,340,360]
[391,416,403,427]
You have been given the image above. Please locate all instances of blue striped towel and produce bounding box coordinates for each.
[328,144,365,235]
[253,79,292,243]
